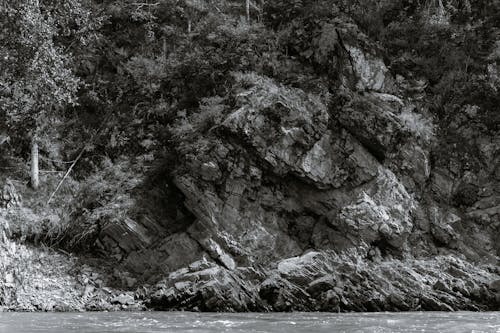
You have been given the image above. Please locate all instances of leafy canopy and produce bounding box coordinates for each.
[0,0,97,129]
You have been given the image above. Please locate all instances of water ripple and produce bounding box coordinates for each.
[0,311,499,333]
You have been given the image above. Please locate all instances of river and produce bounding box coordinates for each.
[0,311,499,332]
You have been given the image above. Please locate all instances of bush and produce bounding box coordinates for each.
[123,56,166,96]
[169,96,227,141]
[398,108,435,145]
[59,157,139,250]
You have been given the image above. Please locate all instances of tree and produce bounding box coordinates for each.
[0,0,96,190]
[183,0,209,33]
[246,0,250,22]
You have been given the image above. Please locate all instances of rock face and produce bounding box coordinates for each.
[158,73,418,272]
[128,67,499,311]
[347,46,390,92]
[39,41,495,311]
[0,2,497,315]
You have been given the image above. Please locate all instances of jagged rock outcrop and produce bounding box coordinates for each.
[152,73,418,271]
[132,66,499,311]
[146,249,500,312]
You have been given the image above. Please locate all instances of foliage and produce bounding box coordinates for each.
[0,1,79,126]
[398,108,436,145]
[263,0,336,29]
[60,157,139,250]
[0,168,79,246]
[0,0,104,168]
[123,56,166,96]
[170,96,227,141]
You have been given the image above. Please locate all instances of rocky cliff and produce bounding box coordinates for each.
[108,29,498,311]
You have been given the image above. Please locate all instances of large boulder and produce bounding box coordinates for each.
[335,167,415,249]
[222,74,379,189]
[428,206,461,248]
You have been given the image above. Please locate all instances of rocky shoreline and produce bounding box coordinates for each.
[0,233,144,312]
[1,240,500,312]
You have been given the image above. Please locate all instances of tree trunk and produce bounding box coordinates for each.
[246,0,250,22]
[31,139,39,190]
[437,0,444,15]
[162,36,167,64]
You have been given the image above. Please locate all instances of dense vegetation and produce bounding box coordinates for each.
[0,0,499,249]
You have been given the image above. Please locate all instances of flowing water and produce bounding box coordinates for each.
[0,311,499,332]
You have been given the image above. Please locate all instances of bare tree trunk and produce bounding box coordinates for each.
[162,36,167,63]
[246,0,250,22]
[437,0,444,15]
[31,139,39,190]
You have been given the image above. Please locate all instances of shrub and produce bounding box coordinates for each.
[169,96,227,141]
[58,157,139,250]
[398,108,436,145]
[123,56,166,96]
